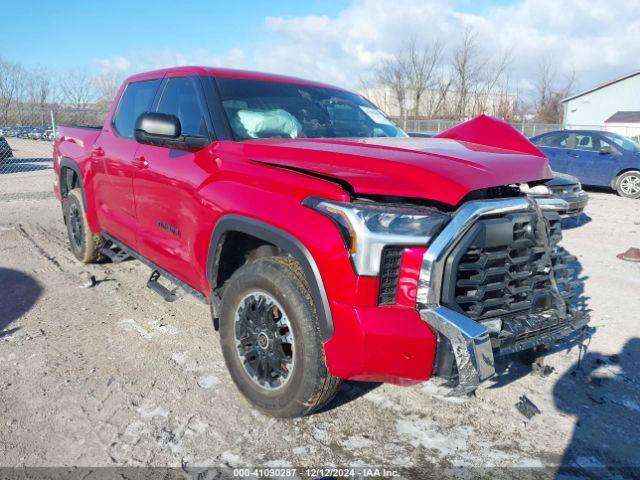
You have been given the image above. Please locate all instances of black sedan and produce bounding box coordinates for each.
[525,172,589,216]
[0,136,13,161]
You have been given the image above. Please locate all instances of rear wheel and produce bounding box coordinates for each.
[62,188,103,263]
[219,256,341,417]
[615,170,640,199]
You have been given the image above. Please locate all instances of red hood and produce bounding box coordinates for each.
[233,135,552,206]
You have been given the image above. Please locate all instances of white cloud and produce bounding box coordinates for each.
[255,0,640,95]
[94,47,245,75]
[92,0,640,98]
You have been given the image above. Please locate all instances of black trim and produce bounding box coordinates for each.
[102,233,208,305]
[203,76,234,141]
[111,78,163,140]
[206,215,334,341]
[58,158,87,207]
[154,75,215,143]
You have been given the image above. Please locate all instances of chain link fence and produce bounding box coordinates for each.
[0,108,107,202]
[402,118,563,137]
[403,118,640,141]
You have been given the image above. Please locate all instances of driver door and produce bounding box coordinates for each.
[566,133,618,186]
[132,75,215,290]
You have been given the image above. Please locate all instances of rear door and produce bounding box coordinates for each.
[532,132,571,173]
[93,78,161,248]
[566,133,618,186]
[132,75,215,290]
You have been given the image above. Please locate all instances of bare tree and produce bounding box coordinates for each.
[450,27,484,119]
[94,71,124,107]
[533,58,574,123]
[472,50,512,116]
[58,69,97,109]
[0,58,23,124]
[404,38,444,118]
[375,54,409,121]
[25,67,52,108]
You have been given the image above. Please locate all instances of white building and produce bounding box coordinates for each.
[359,86,516,121]
[604,111,640,141]
[561,70,640,139]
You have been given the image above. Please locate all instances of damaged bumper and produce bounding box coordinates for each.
[420,306,588,394]
[417,196,589,394]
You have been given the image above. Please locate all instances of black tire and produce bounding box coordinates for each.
[219,256,341,417]
[615,170,640,199]
[62,188,103,263]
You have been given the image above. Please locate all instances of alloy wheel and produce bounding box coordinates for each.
[68,203,84,250]
[620,174,640,196]
[234,291,295,390]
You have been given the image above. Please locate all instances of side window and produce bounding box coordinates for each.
[156,77,208,137]
[113,79,161,138]
[574,133,601,151]
[534,133,569,148]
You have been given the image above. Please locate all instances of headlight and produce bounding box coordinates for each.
[520,183,551,196]
[304,197,449,276]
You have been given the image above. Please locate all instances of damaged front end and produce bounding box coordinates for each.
[417,196,588,395]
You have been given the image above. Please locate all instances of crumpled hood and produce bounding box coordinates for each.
[238,136,552,206]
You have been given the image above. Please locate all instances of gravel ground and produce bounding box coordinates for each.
[1,148,639,478]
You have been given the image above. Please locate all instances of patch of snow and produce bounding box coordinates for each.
[197,374,220,389]
[264,459,293,467]
[396,415,470,457]
[136,401,169,419]
[221,451,241,466]
[148,319,178,335]
[119,318,152,339]
[186,417,208,434]
[340,435,374,450]
[170,352,189,365]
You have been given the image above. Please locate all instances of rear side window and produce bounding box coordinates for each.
[156,77,209,137]
[534,133,569,148]
[113,79,161,138]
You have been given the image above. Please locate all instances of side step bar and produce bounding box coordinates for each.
[147,270,186,302]
[101,233,208,305]
[101,240,132,263]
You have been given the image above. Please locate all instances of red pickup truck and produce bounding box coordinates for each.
[54,66,587,417]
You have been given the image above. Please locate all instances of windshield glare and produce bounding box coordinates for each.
[216,78,406,140]
[603,132,640,152]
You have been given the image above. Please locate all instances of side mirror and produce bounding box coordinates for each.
[134,112,209,151]
[599,145,615,155]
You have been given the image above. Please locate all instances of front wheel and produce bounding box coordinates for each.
[219,256,341,417]
[616,170,640,199]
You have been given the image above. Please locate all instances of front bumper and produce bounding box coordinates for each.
[416,197,588,394]
[420,306,588,394]
[559,191,589,216]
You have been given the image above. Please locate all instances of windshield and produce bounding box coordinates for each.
[216,77,406,140]
[603,132,640,152]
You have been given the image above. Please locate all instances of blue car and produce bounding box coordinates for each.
[530,130,640,199]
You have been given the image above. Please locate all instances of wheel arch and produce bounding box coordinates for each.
[59,158,87,207]
[611,167,640,189]
[207,215,334,341]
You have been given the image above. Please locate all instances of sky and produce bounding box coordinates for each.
[1,0,639,97]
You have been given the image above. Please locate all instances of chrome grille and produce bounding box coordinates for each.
[442,210,572,320]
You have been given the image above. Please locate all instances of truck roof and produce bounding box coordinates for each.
[125,66,345,91]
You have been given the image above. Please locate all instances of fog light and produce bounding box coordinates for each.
[480,318,502,334]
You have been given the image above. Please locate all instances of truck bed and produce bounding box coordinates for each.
[55,126,102,161]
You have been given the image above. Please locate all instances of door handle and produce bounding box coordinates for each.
[132,156,149,169]
[92,146,105,157]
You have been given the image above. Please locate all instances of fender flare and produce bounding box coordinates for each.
[207,215,334,341]
[59,157,87,208]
